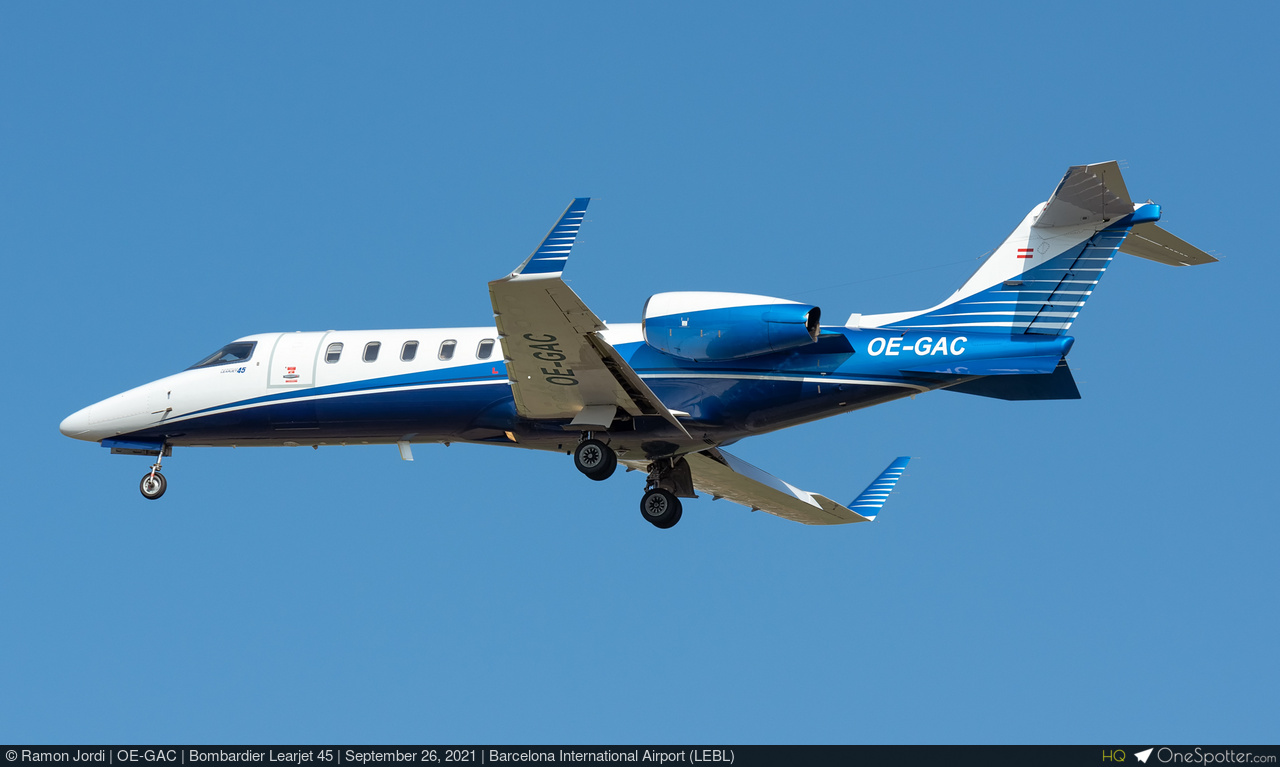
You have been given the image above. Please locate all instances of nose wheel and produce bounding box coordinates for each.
[139,448,168,500]
[573,437,617,481]
[140,471,167,500]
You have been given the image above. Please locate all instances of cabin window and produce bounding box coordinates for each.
[401,341,419,362]
[188,341,257,370]
[325,343,344,363]
[438,339,457,361]
[477,339,495,359]
[363,342,381,362]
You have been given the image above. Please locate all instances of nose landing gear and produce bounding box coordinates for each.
[140,471,167,500]
[139,449,168,500]
[573,436,617,481]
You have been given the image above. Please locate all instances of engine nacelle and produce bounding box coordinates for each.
[642,292,821,362]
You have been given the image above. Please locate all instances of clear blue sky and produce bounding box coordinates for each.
[2,1,1276,745]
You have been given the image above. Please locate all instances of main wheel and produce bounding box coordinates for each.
[140,472,167,500]
[640,488,682,528]
[574,438,617,481]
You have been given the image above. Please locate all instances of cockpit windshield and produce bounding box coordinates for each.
[188,341,257,370]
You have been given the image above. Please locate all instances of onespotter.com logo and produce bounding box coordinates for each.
[1109,748,1276,765]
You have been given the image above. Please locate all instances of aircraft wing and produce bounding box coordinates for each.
[683,449,910,525]
[488,199,689,435]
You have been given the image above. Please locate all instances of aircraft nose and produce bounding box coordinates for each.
[59,406,94,440]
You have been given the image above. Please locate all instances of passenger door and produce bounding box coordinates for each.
[268,332,323,389]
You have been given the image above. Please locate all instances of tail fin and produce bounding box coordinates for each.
[861,163,1216,336]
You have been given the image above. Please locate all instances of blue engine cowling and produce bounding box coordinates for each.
[642,292,821,361]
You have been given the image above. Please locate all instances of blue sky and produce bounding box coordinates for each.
[2,1,1277,745]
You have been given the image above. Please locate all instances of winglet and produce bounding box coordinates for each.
[847,457,911,521]
[510,197,590,278]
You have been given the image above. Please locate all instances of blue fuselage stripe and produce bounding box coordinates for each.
[114,330,1068,450]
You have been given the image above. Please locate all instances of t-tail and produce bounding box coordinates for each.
[859,161,1216,336]
[852,162,1216,401]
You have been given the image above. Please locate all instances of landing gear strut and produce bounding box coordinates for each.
[640,456,694,529]
[140,449,167,500]
[573,436,617,481]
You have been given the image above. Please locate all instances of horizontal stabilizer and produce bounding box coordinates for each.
[902,355,1062,376]
[1120,223,1218,266]
[1034,161,1132,228]
[945,359,1081,400]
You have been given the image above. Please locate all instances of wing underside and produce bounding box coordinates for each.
[488,198,688,435]
[681,449,909,525]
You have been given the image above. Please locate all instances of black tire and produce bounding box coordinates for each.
[140,472,167,500]
[597,448,618,480]
[640,488,682,528]
[574,438,617,481]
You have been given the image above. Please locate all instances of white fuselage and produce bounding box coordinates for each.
[59,325,648,447]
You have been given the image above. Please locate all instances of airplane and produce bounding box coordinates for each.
[59,162,1216,529]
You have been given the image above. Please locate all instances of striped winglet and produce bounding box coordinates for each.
[512,197,590,277]
[847,457,911,520]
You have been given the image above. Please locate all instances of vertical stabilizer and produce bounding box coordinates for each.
[859,163,1212,336]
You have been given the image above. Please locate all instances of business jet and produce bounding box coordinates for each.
[59,163,1215,528]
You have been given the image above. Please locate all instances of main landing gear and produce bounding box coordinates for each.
[569,437,691,529]
[140,451,167,500]
[640,456,694,529]
[573,436,617,481]
[640,488,682,529]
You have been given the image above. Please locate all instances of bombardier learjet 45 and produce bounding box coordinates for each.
[60,163,1215,528]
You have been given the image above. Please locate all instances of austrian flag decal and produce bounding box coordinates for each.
[1016,247,1035,259]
